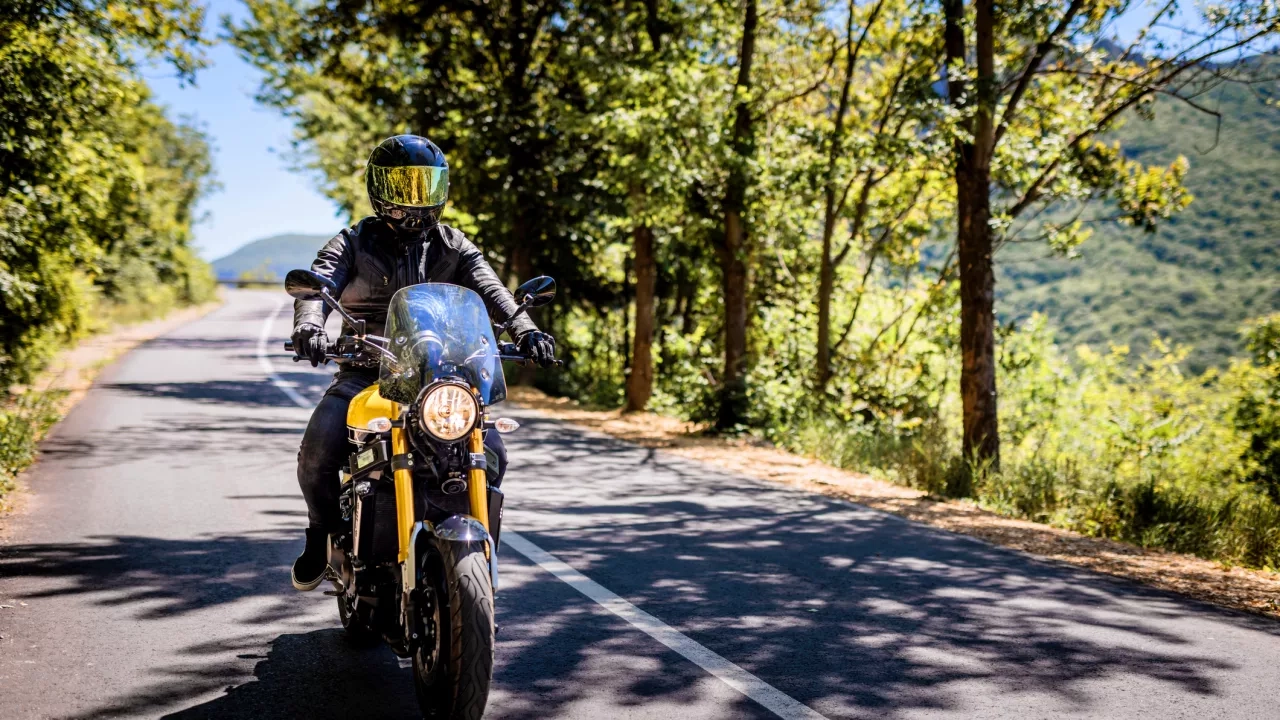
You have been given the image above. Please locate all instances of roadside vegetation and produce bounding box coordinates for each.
[0,1,216,504]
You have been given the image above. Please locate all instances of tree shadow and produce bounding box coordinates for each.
[9,387,1276,718]
[39,416,304,470]
[0,531,299,622]
[102,377,326,409]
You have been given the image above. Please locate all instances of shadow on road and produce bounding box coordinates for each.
[46,630,419,720]
[102,376,327,409]
[0,531,301,622]
[39,415,304,471]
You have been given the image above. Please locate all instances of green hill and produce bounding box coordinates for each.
[211,233,329,283]
[999,64,1280,372]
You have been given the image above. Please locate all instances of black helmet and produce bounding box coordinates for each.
[365,135,449,232]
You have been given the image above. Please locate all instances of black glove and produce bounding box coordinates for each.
[292,323,329,367]
[516,330,557,368]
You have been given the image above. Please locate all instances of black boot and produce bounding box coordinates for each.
[291,527,329,591]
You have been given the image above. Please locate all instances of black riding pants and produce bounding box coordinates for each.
[297,369,507,532]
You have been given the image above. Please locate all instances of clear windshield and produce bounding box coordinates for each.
[379,284,506,405]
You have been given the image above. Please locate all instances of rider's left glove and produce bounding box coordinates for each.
[516,330,557,368]
[292,323,329,367]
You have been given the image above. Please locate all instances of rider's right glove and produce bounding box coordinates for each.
[291,323,328,367]
[516,329,557,368]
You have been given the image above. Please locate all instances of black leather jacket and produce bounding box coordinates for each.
[293,218,537,340]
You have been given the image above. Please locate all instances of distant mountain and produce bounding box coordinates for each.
[211,233,330,282]
[1000,58,1280,372]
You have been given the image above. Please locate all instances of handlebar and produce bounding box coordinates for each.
[284,340,560,367]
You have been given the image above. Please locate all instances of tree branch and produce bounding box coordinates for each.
[994,0,1084,146]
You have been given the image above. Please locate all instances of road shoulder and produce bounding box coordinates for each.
[505,386,1280,621]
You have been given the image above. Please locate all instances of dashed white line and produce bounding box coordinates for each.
[256,300,829,720]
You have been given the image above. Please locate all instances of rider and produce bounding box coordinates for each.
[289,134,557,591]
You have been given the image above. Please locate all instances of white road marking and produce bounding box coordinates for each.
[257,299,317,409]
[256,304,828,720]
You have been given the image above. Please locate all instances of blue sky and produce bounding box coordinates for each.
[146,0,341,261]
[154,0,1210,262]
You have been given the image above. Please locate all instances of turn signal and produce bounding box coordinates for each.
[367,417,392,432]
[493,418,520,433]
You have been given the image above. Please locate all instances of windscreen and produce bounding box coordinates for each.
[379,284,506,405]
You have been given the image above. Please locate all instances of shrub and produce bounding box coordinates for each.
[0,390,65,507]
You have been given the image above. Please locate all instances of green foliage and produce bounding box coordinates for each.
[1001,63,1280,372]
[776,318,1280,569]
[0,389,64,508]
[1236,313,1280,502]
[0,0,215,386]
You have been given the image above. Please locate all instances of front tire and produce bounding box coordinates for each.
[414,542,494,720]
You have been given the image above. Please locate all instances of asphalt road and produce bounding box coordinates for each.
[2,289,1279,720]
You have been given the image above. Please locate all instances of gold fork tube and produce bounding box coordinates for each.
[391,416,415,563]
[468,428,490,535]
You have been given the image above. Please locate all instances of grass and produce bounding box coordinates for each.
[981,462,1280,571]
[0,389,65,510]
[785,422,1280,572]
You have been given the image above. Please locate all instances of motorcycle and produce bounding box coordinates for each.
[283,269,557,719]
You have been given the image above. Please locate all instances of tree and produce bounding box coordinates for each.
[0,0,213,384]
[934,0,1280,469]
[811,0,949,390]
[715,0,760,428]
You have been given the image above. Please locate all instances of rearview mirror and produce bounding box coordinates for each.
[514,276,556,308]
[285,269,338,302]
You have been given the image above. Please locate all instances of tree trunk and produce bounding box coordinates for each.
[625,223,657,411]
[815,207,837,388]
[956,167,999,468]
[716,0,758,430]
[949,0,1000,469]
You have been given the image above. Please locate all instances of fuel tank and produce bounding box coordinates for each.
[347,383,399,435]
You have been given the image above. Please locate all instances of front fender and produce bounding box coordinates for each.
[430,514,497,590]
[432,514,492,545]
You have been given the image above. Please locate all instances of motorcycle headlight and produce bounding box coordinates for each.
[418,383,479,441]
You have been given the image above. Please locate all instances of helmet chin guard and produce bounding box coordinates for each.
[370,196,442,233]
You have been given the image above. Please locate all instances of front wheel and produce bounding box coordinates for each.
[414,542,494,720]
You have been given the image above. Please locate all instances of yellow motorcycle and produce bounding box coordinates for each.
[284,269,556,719]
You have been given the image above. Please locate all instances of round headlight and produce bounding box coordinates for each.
[418,384,479,441]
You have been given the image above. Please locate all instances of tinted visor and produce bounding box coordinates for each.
[367,164,448,207]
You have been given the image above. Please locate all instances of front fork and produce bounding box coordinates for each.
[393,419,496,590]
[391,422,492,562]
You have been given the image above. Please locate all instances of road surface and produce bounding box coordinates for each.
[2,289,1278,719]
